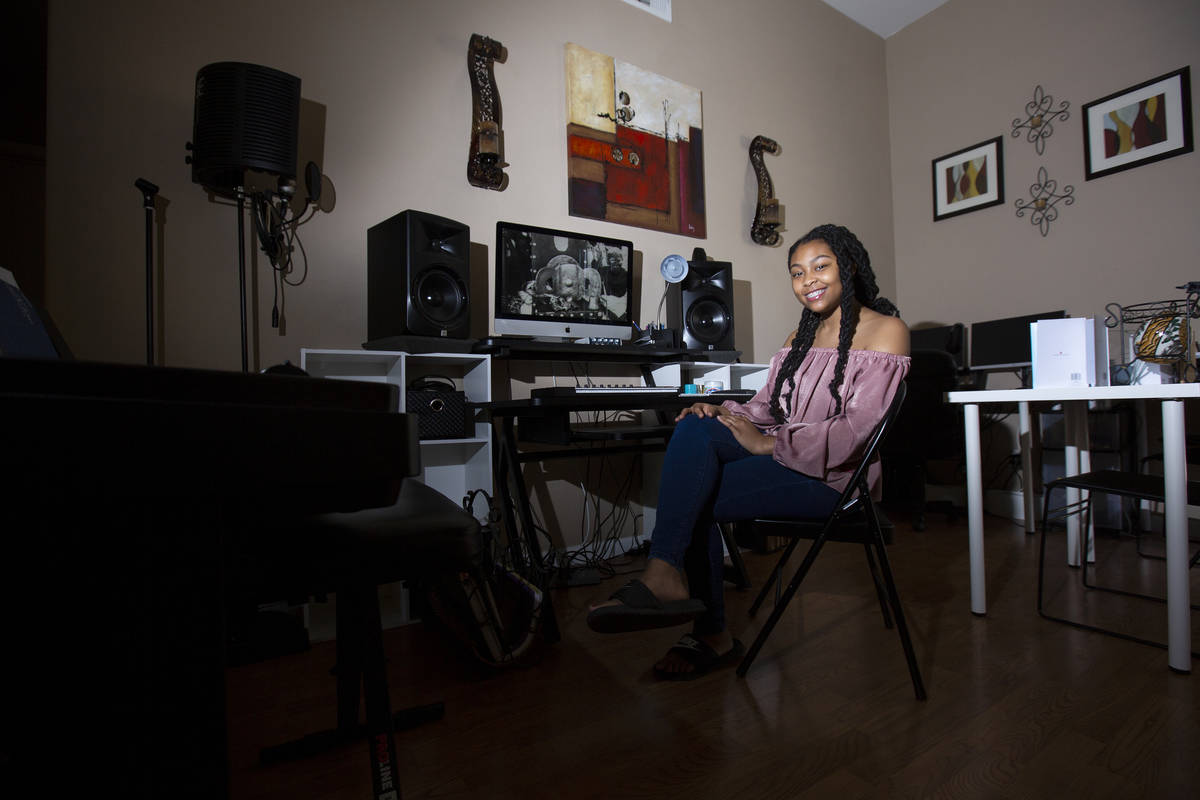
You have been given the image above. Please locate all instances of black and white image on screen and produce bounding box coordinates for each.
[497,228,629,324]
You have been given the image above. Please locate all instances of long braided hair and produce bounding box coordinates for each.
[768,224,899,423]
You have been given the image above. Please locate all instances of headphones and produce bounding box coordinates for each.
[407,375,456,392]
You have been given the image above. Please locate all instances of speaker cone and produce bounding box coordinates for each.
[412,267,468,327]
[686,297,731,346]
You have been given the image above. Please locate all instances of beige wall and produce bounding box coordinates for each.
[887,0,1200,361]
[45,0,892,369]
[43,0,1200,374]
[46,0,1200,543]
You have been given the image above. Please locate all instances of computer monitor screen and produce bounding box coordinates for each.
[494,221,634,341]
[910,323,966,368]
[970,310,1067,370]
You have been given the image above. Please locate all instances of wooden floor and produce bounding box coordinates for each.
[226,512,1200,799]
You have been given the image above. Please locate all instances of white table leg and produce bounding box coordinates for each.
[1162,399,1191,673]
[964,403,986,615]
[1063,401,1083,567]
[1073,401,1096,562]
[1019,402,1036,533]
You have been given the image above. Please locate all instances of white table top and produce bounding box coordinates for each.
[948,383,1200,404]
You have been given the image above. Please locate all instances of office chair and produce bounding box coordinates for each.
[725,383,927,699]
[909,322,967,371]
[1037,468,1199,656]
[882,348,963,530]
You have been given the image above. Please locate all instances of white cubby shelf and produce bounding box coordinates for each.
[300,348,493,507]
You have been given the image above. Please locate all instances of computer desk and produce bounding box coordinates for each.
[948,383,1199,672]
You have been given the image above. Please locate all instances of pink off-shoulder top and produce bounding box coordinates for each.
[721,347,910,496]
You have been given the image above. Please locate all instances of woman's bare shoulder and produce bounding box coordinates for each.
[856,310,909,356]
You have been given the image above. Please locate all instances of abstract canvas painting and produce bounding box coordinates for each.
[565,43,706,238]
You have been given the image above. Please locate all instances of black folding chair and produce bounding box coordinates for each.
[728,382,926,700]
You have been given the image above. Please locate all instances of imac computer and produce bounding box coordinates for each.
[970,310,1067,379]
[494,221,634,341]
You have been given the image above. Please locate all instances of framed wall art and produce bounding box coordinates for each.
[1082,66,1193,181]
[620,0,671,22]
[932,136,1004,221]
[565,42,706,238]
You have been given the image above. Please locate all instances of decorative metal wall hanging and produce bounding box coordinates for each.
[749,135,784,246]
[1014,165,1074,236]
[467,33,508,191]
[1011,85,1070,155]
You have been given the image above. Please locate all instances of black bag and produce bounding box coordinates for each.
[422,490,544,668]
[406,375,470,440]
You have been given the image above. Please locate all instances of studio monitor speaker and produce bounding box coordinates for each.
[667,255,735,351]
[187,62,301,196]
[368,210,471,340]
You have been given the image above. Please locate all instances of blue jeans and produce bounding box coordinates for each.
[648,415,840,635]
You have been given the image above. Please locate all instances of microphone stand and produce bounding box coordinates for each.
[236,186,249,372]
[136,178,159,365]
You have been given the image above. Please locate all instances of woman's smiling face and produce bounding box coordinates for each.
[789,239,843,317]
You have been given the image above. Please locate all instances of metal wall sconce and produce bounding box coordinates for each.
[749,135,784,246]
[468,33,509,191]
[1011,85,1070,155]
[1014,165,1074,236]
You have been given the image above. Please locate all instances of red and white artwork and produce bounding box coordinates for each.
[565,43,706,238]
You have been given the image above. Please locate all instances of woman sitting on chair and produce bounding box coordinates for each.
[587,223,910,679]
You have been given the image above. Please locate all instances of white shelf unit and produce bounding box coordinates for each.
[298,348,492,639]
[648,360,770,392]
[300,348,493,505]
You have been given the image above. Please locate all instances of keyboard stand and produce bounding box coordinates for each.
[479,343,755,640]
[518,413,676,447]
[486,391,692,635]
[569,424,677,442]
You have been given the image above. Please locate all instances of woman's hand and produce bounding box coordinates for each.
[718,414,776,455]
[675,402,728,422]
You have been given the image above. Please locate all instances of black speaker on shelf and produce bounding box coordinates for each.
[368,210,471,340]
[666,251,734,351]
[187,62,301,196]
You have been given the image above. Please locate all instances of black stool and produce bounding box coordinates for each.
[1038,468,1200,654]
[239,478,483,800]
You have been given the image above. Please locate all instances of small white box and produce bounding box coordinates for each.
[1031,317,1110,388]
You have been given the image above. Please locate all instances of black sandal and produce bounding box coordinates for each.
[585,579,706,634]
[653,635,745,681]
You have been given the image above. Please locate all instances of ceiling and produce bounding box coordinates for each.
[820,0,951,39]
